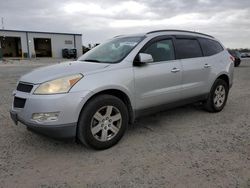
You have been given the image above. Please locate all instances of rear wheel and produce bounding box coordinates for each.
[234,62,240,67]
[77,95,128,150]
[204,79,229,112]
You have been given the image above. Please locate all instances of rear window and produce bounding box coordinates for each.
[175,39,203,59]
[199,38,224,56]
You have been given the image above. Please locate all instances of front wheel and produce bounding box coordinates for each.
[204,79,229,112]
[77,95,128,150]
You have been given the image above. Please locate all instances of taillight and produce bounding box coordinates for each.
[230,55,235,62]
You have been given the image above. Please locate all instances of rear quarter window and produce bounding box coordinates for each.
[199,38,224,56]
[175,38,203,59]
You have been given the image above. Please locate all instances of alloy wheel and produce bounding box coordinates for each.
[90,105,122,142]
[213,85,226,108]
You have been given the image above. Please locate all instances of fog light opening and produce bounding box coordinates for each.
[32,112,60,123]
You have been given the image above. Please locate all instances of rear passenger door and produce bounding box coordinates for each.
[198,37,225,90]
[134,37,182,110]
[174,37,210,98]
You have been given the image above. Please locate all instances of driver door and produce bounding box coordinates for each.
[133,36,182,110]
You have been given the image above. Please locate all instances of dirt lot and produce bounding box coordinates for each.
[0,59,249,188]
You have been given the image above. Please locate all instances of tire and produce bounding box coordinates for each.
[77,95,128,150]
[234,62,240,67]
[234,58,241,67]
[204,79,229,112]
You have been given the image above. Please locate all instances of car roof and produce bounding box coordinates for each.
[146,30,214,38]
[115,30,215,40]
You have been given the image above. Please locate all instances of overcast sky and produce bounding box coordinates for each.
[0,0,250,48]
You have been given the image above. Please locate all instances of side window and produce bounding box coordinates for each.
[142,39,175,62]
[199,38,224,56]
[175,39,203,59]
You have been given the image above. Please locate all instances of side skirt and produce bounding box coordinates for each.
[134,94,208,119]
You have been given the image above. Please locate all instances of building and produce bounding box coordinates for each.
[0,29,82,58]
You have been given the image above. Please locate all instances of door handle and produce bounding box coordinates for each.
[171,68,180,73]
[204,64,211,68]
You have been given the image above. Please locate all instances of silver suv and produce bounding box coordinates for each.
[10,30,234,149]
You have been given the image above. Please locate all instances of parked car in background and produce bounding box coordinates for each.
[228,50,241,67]
[10,30,234,150]
[62,48,77,59]
[240,52,250,58]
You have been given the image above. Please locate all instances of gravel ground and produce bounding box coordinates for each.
[0,59,249,188]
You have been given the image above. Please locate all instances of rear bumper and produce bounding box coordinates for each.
[10,110,77,138]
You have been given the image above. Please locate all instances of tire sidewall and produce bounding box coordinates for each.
[210,79,229,112]
[234,62,240,67]
[77,95,128,150]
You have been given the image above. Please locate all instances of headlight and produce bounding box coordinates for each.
[34,74,83,94]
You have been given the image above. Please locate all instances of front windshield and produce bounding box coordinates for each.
[78,36,144,63]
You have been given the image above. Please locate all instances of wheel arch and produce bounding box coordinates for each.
[207,73,230,98]
[216,74,230,87]
[78,89,135,126]
[204,73,230,112]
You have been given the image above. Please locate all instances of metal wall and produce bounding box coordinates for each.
[0,30,82,58]
[0,31,27,57]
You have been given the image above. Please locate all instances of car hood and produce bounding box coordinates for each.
[20,61,110,84]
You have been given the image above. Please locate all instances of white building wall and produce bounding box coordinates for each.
[0,30,28,56]
[27,33,82,58]
[75,35,83,58]
[0,30,82,58]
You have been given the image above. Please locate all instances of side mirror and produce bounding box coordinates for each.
[138,53,153,64]
[134,53,153,66]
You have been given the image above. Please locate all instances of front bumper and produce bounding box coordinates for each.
[10,110,76,138]
[10,89,92,138]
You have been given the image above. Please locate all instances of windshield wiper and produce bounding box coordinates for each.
[81,59,113,64]
[82,59,101,63]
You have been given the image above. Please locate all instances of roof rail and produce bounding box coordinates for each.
[146,30,214,38]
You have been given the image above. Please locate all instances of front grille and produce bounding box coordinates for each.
[14,97,26,108]
[17,82,33,93]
